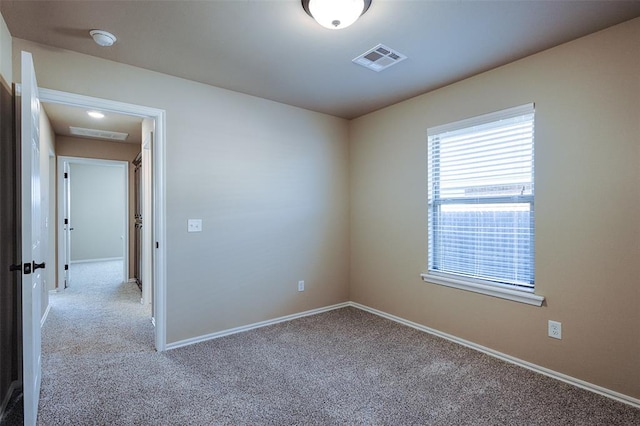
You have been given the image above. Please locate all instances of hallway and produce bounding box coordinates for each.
[38,261,153,424]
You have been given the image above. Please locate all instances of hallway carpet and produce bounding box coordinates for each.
[38,262,640,425]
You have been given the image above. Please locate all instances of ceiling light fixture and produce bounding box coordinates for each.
[302,0,371,30]
[87,110,105,119]
[89,29,117,47]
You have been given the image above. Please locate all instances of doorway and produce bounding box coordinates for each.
[57,157,129,288]
[39,88,167,352]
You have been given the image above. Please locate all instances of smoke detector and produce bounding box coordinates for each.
[353,44,407,72]
[90,30,117,47]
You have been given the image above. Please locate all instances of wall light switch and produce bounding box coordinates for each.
[188,219,202,233]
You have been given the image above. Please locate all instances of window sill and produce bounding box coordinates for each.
[421,273,544,307]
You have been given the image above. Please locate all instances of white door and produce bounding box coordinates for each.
[21,50,43,426]
[63,161,71,288]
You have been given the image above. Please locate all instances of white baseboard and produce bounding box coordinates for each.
[70,257,124,264]
[349,301,640,409]
[166,302,350,350]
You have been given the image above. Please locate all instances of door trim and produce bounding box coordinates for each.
[39,87,167,352]
[57,156,129,286]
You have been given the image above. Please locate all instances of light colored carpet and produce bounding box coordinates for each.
[38,261,640,425]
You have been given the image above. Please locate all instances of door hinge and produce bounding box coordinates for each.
[9,263,21,272]
[156,242,159,249]
[64,264,69,271]
[23,263,31,275]
[64,172,68,178]
[64,218,68,225]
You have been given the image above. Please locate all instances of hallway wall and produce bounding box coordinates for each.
[38,105,55,316]
[68,162,126,262]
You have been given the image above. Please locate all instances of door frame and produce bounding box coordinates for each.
[57,156,129,285]
[39,87,167,351]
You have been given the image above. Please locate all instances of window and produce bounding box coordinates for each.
[423,104,543,306]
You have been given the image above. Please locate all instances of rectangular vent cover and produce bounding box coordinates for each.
[69,126,129,141]
[353,44,407,72]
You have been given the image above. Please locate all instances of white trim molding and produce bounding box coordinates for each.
[422,273,545,307]
[166,303,350,350]
[350,302,640,409]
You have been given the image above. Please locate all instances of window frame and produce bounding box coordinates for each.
[422,104,544,306]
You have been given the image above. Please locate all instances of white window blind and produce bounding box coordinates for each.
[427,104,535,290]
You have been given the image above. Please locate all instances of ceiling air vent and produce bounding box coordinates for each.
[69,126,129,141]
[353,44,407,72]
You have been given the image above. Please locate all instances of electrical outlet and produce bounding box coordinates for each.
[548,320,562,339]
[187,219,202,233]
[298,280,304,292]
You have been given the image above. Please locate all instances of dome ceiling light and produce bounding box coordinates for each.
[302,0,372,30]
[89,29,117,47]
[87,110,105,119]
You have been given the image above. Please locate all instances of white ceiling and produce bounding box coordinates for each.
[2,1,640,119]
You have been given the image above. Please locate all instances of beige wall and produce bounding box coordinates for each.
[56,136,142,279]
[349,18,640,399]
[17,41,351,343]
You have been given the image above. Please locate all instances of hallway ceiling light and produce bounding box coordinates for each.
[302,0,371,30]
[87,110,105,119]
[89,29,117,47]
